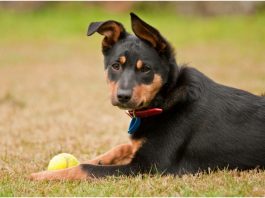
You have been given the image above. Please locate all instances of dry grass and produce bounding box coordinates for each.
[0,4,265,196]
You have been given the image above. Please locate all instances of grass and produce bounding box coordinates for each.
[1,171,265,196]
[0,2,265,196]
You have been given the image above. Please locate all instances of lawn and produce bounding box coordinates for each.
[0,3,265,196]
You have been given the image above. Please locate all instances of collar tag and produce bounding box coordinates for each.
[126,108,163,134]
[128,117,141,134]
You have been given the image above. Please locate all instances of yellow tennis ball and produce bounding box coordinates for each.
[47,153,80,171]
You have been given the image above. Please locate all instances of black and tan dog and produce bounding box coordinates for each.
[31,13,265,180]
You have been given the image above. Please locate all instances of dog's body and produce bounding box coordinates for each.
[31,13,265,180]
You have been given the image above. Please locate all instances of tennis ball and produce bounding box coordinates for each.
[47,153,80,171]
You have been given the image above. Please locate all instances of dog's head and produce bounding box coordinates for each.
[88,13,177,110]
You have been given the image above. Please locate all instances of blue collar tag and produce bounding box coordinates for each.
[128,117,141,134]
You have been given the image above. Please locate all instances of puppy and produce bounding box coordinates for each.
[30,13,265,180]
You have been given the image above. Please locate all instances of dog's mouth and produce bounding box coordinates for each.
[114,101,148,111]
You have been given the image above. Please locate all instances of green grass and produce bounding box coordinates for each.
[0,2,265,196]
[1,171,265,196]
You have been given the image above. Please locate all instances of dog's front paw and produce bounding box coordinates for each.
[29,166,90,181]
[29,171,53,181]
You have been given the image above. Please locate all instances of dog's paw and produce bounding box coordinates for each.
[29,166,90,181]
[29,171,53,181]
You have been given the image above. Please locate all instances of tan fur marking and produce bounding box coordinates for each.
[133,74,162,107]
[136,60,143,70]
[105,71,118,105]
[119,56,126,64]
[108,81,118,101]
[86,139,145,165]
[30,165,88,181]
[131,139,145,154]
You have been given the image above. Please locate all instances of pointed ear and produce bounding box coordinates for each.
[87,20,126,51]
[130,13,168,53]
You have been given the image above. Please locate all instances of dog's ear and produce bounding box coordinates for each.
[130,13,167,53]
[87,20,126,51]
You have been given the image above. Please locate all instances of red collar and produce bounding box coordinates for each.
[126,108,163,118]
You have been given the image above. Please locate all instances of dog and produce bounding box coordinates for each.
[30,13,265,180]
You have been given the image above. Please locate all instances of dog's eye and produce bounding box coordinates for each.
[140,65,151,73]
[111,63,121,71]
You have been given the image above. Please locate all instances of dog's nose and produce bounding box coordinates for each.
[117,89,132,103]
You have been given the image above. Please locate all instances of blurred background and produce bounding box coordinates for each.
[0,1,265,179]
[1,1,265,15]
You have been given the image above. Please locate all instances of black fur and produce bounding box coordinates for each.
[84,13,265,177]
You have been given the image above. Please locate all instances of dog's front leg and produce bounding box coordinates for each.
[86,139,144,165]
[80,163,142,178]
[30,163,142,180]
[86,143,133,165]
[30,165,89,181]
[30,139,144,180]
[29,144,133,181]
